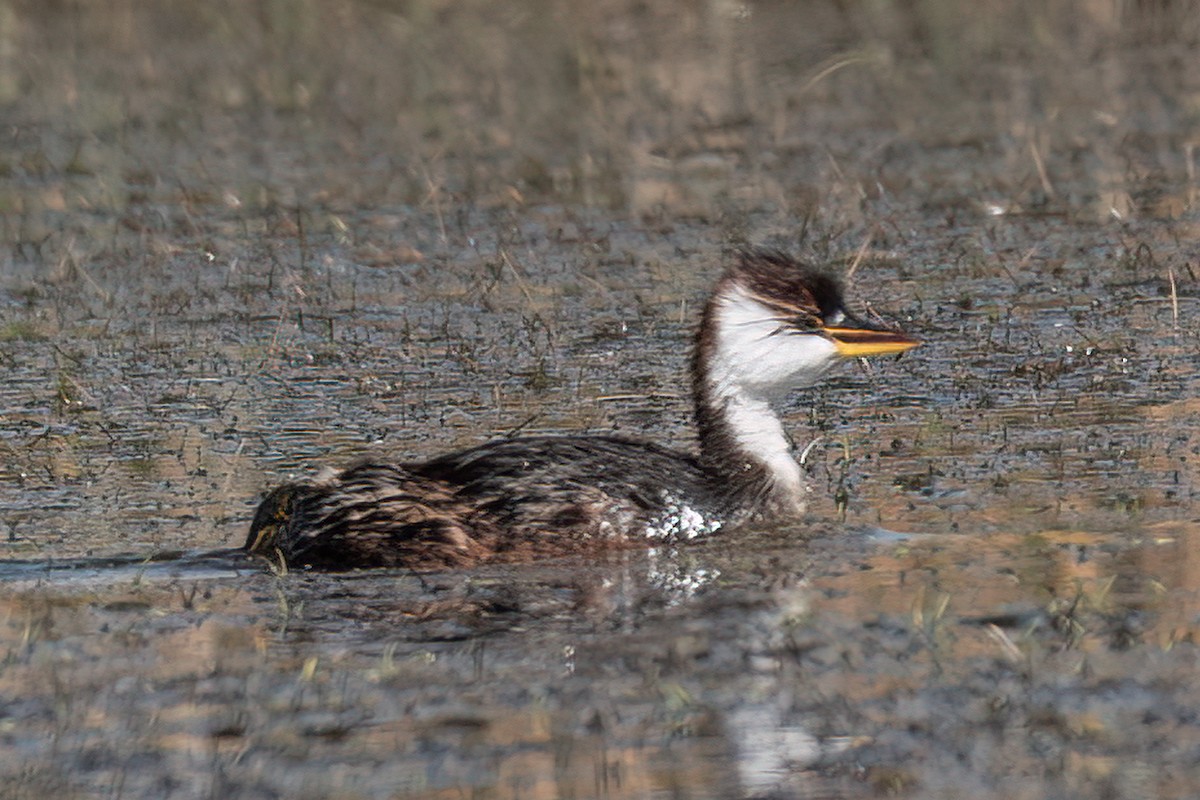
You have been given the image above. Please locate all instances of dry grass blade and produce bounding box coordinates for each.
[1029,135,1055,198]
[985,623,1024,664]
[845,234,872,281]
[1168,267,1179,327]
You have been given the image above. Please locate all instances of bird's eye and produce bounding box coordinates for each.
[825,310,845,325]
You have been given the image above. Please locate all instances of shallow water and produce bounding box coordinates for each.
[2,1,1200,798]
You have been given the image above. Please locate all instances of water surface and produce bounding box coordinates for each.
[2,1,1200,797]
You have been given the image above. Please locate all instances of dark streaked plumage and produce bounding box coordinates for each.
[246,248,919,570]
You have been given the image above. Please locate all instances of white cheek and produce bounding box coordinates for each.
[712,288,839,395]
[748,334,838,389]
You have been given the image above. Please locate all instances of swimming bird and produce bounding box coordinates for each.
[246,249,919,570]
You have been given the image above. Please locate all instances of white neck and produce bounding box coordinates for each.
[696,284,841,512]
[717,387,804,504]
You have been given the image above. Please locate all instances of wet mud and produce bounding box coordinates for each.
[2,1,1200,798]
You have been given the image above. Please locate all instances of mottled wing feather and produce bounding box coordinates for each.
[413,436,722,541]
[265,463,497,569]
[246,438,728,569]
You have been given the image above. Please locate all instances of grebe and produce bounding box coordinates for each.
[246,249,919,570]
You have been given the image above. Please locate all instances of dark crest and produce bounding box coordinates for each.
[722,248,848,327]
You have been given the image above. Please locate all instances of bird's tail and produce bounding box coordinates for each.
[245,462,494,570]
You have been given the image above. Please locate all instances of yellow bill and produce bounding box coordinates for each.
[825,326,921,358]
